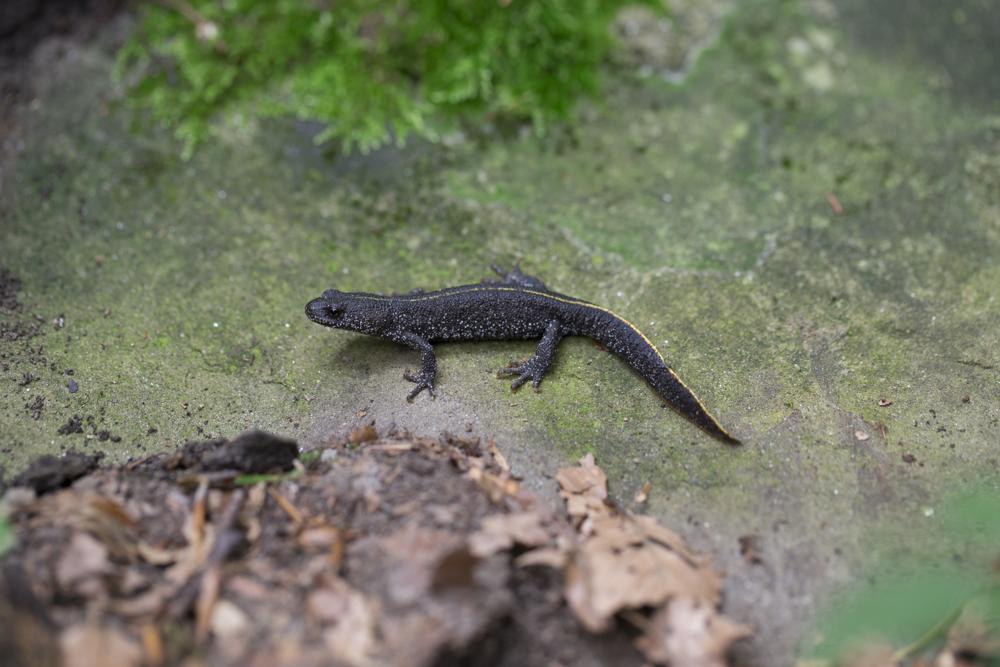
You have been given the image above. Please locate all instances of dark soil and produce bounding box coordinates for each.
[0,269,22,313]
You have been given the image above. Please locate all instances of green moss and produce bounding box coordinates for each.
[118,0,646,157]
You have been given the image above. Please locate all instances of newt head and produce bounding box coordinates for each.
[305,290,344,327]
[305,289,391,335]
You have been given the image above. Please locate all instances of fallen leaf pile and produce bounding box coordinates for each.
[556,454,751,667]
[0,429,750,667]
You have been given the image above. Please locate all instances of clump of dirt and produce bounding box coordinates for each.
[9,451,102,494]
[0,429,750,667]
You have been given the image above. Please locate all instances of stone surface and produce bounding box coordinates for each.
[1,2,998,665]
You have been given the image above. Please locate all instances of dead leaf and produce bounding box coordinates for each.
[940,598,1000,666]
[488,438,510,473]
[466,467,519,502]
[139,624,163,667]
[195,565,221,642]
[208,599,250,662]
[299,524,344,571]
[635,596,752,667]
[566,537,722,632]
[136,542,182,566]
[468,512,550,557]
[631,515,705,566]
[210,599,250,640]
[56,532,110,597]
[634,481,652,505]
[556,453,607,499]
[556,454,612,527]
[349,425,378,444]
[836,642,897,667]
[558,452,744,661]
[515,547,568,569]
[826,192,844,215]
[316,580,379,667]
[738,535,764,566]
[61,623,143,667]
[878,398,893,407]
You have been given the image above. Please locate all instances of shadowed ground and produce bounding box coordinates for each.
[1,1,998,664]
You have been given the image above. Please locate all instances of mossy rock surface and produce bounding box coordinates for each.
[2,2,998,664]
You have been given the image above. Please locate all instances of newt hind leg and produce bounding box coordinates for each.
[497,320,563,390]
[488,264,548,290]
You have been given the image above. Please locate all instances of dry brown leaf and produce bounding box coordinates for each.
[488,438,510,472]
[371,526,469,604]
[109,588,169,618]
[556,453,607,499]
[468,512,551,557]
[566,538,722,632]
[738,534,764,566]
[190,479,209,547]
[940,598,1000,666]
[139,624,163,667]
[61,623,143,667]
[466,467,519,502]
[210,599,251,662]
[836,642,898,667]
[349,424,378,444]
[298,524,344,571]
[195,565,222,642]
[135,542,182,566]
[316,580,379,667]
[635,596,752,667]
[634,481,652,505]
[557,454,613,528]
[558,451,743,663]
[515,547,568,569]
[632,515,705,566]
[56,532,111,597]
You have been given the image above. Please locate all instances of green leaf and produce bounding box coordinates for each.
[0,516,14,557]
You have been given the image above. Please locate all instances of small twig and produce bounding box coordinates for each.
[191,478,209,548]
[140,623,164,667]
[167,489,246,621]
[268,487,305,527]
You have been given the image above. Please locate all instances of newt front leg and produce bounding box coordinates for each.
[497,319,564,390]
[393,332,438,400]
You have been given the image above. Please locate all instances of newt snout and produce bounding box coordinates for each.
[305,297,342,326]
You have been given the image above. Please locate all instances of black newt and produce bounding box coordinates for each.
[306,266,739,444]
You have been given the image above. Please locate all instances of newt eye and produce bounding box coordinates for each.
[306,297,343,324]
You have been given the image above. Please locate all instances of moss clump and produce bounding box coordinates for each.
[118,0,642,157]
